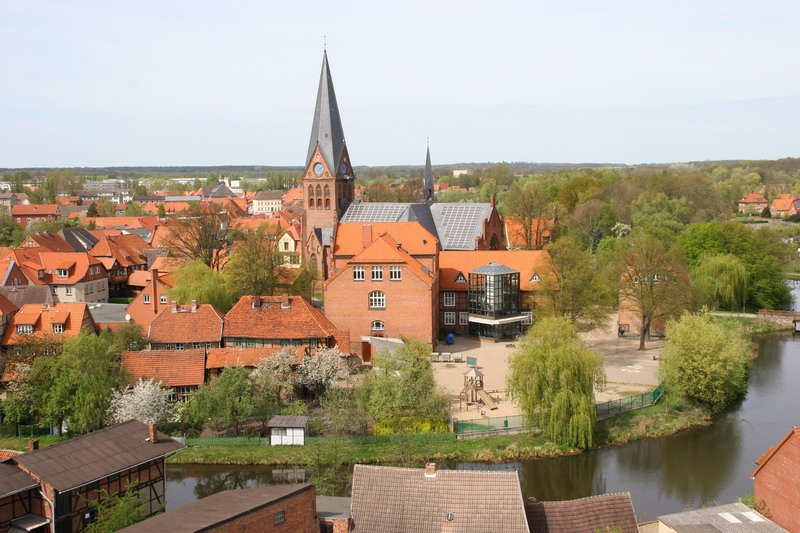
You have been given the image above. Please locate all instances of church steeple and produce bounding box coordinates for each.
[423,142,434,202]
[307,50,350,177]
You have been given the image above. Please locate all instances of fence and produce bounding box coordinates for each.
[185,432,456,447]
[0,424,51,438]
[595,384,664,421]
[455,415,527,436]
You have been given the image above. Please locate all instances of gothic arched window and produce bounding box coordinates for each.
[307,186,314,208]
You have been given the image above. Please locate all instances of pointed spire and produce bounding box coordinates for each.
[423,141,434,203]
[307,50,348,176]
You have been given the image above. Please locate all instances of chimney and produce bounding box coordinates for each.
[362,225,372,248]
[252,295,261,309]
[147,423,158,443]
[424,462,437,478]
[191,299,197,313]
[27,439,39,452]
[171,300,177,313]
[151,268,159,315]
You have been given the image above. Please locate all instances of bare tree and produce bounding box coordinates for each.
[161,203,237,271]
[504,180,550,249]
[224,224,288,298]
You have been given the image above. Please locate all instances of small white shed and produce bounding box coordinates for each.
[267,415,310,446]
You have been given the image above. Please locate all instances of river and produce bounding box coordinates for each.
[165,333,800,521]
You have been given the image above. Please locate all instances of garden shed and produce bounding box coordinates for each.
[267,415,309,446]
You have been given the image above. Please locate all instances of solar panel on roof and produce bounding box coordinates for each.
[341,203,410,222]
[437,204,487,250]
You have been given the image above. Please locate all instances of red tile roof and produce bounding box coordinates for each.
[439,250,555,291]
[0,449,20,461]
[148,303,224,344]
[205,346,306,369]
[21,233,75,252]
[524,493,639,533]
[333,222,439,257]
[0,294,19,317]
[121,349,206,387]
[11,204,59,216]
[739,193,768,204]
[83,216,160,231]
[223,296,337,340]
[126,278,173,328]
[89,234,151,269]
[282,187,303,204]
[771,193,800,214]
[2,303,96,346]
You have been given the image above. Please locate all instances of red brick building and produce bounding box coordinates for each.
[11,204,58,229]
[753,426,800,531]
[121,348,206,401]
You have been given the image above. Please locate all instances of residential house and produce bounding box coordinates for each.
[223,295,346,351]
[739,193,770,215]
[252,190,285,215]
[1,302,96,360]
[282,187,304,207]
[438,250,553,340]
[0,286,54,308]
[324,232,437,359]
[58,227,99,252]
[11,205,58,229]
[0,458,46,533]
[752,426,800,532]
[37,252,109,303]
[770,194,800,218]
[147,301,223,351]
[121,348,206,401]
[119,485,318,533]
[639,502,784,532]
[89,234,151,296]
[126,269,174,328]
[10,420,183,533]
[524,493,639,533]
[19,233,74,252]
[0,294,19,342]
[0,259,29,287]
[349,464,530,533]
[205,346,306,377]
[0,193,25,218]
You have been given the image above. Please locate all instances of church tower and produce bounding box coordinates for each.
[423,143,434,203]
[302,50,355,239]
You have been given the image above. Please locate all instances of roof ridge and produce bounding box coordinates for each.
[16,420,143,457]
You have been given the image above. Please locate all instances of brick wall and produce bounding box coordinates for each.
[210,488,317,533]
[754,436,800,532]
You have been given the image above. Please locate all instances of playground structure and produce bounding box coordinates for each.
[460,367,498,411]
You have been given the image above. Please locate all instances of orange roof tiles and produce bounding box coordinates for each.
[439,250,555,291]
[282,187,303,204]
[38,252,104,285]
[205,346,306,369]
[2,303,96,346]
[771,194,800,214]
[121,349,206,387]
[83,216,160,231]
[126,278,174,328]
[223,296,338,340]
[148,304,224,344]
[11,204,58,216]
[21,233,75,252]
[740,193,768,204]
[333,222,439,257]
[0,294,19,317]
[0,450,20,461]
[89,234,151,269]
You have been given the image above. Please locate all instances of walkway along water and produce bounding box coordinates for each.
[166,333,800,521]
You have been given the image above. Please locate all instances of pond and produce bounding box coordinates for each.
[166,334,800,521]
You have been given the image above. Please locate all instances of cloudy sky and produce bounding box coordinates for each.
[1,0,798,167]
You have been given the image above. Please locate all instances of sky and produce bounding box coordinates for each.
[1,0,799,167]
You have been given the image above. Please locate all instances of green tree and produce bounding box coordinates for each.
[540,236,613,326]
[693,254,749,311]
[96,197,116,217]
[188,366,254,435]
[85,484,147,533]
[358,339,449,434]
[507,316,604,448]
[224,224,287,298]
[168,260,235,313]
[567,198,616,252]
[86,202,99,217]
[157,203,166,218]
[660,312,751,412]
[108,322,149,354]
[125,202,146,216]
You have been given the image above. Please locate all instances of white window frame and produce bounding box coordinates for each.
[17,325,33,335]
[53,324,64,334]
[369,291,386,309]
[522,311,533,325]
[56,269,68,278]
[390,265,402,281]
[444,312,456,326]
[160,295,167,304]
[65,287,72,296]
[371,320,385,331]
[353,266,365,281]
[443,292,456,307]
[372,266,383,281]
[459,312,469,325]
[143,294,151,304]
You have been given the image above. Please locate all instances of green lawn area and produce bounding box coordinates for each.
[0,435,63,451]
[108,297,134,304]
[710,315,793,335]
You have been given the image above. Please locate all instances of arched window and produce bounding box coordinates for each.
[324,185,331,209]
[368,291,386,309]
[371,320,385,331]
[316,185,322,208]
[307,186,314,208]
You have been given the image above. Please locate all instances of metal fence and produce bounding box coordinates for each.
[184,432,456,447]
[0,424,51,438]
[596,384,664,421]
[455,415,527,435]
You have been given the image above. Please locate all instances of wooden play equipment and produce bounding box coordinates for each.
[460,367,498,410]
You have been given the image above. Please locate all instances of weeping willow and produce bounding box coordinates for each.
[507,316,605,449]
[693,254,749,311]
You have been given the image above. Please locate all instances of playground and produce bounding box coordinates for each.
[433,318,663,422]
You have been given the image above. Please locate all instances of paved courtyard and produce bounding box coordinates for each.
[434,317,663,421]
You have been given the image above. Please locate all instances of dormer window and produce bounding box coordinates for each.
[16,325,33,335]
[56,269,68,278]
[530,274,541,282]
[53,324,63,334]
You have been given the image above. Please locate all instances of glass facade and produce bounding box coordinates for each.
[467,263,522,340]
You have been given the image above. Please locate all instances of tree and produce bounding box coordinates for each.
[96,198,115,217]
[107,379,172,425]
[296,347,347,399]
[224,224,287,298]
[358,339,450,434]
[86,203,99,217]
[660,312,751,412]
[157,203,166,218]
[291,267,317,301]
[507,316,604,449]
[125,202,146,216]
[168,260,235,313]
[618,234,692,350]
[567,198,616,252]
[693,254,749,311]
[540,236,613,326]
[85,484,147,533]
[107,322,148,354]
[631,192,692,241]
[503,180,550,249]
[188,367,254,435]
[161,203,237,271]
[250,348,297,403]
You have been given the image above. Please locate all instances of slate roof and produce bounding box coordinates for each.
[423,144,434,202]
[121,349,206,387]
[308,51,348,175]
[148,304,224,344]
[350,464,530,533]
[205,346,306,369]
[267,415,309,429]
[118,485,314,532]
[0,286,54,307]
[524,493,638,533]
[0,463,37,499]
[223,295,337,340]
[253,190,285,201]
[59,227,99,252]
[13,420,183,492]
[657,502,786,532]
